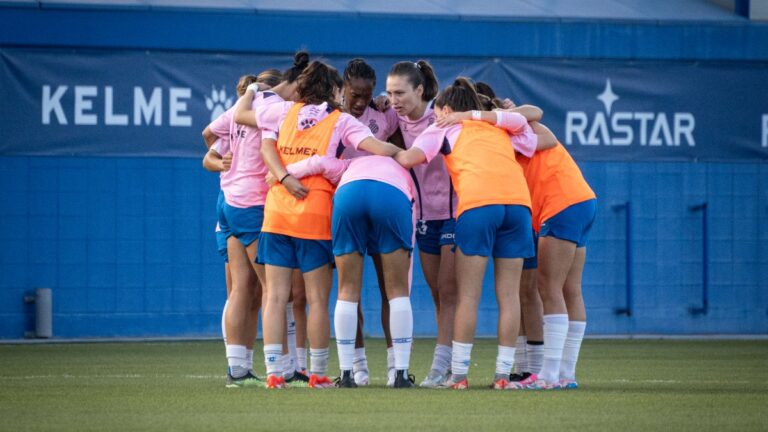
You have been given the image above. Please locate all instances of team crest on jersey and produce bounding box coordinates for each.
[205,86,234,122]
[300,118,318,130]
[368,119,379,134]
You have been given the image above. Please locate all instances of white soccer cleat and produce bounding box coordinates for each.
[419,369,451,388]
[386,367,395,387]
[353,368,370,386]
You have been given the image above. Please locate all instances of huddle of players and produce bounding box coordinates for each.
[202,50,596,390]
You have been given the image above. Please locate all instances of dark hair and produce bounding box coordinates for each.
[388,60,439,101]
[282,50,311,83]
[344,58,376,86]
[236,74,258,97]
[296,60,343,109]
[434,77,483,112]
[475,81,504,110]
[257,68,282,88]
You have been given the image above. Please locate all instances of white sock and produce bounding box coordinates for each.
[263,344,282,376]
[527,342,544,374]
[296,347,307,370]
[286,302,297,371]
[246,349,254,371]
[451,341,473,377]
[310,347,329,376]
[538,314,569,383]
[431,344,452,375]
[495,345,516,376]
[221,300,228,345]
[353,347,368,373]
[513,336,527,374]
[334,300,358,371]
[227,344,249,378]
[281,354,294,379]
[560,321,587,380]
[389,297,413,370]
[386,347,395,371]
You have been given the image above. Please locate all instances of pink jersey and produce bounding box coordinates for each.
[337,156,415,201]
[258,101,373,158]
[397,103,456,221]
[414,112,537,163]
[342,105,399,159]
[211,91,284,208]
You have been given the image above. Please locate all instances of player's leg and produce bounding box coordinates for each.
[560,246,587,389]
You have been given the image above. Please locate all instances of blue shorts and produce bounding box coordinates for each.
[332,180,413,257]
[215,190,229,263]
[455,205,534,259]
[540,199,597,248]
[523,232,539,270]
[217,198,264,248]
[257,232,333,273]
[416,218,455,255]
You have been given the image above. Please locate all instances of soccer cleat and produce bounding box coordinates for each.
[334,370,358,388]
[525,377,562,390]
[443,376,469,390]
[510,372,532,382]
[286,370,310,384]
[308,374,335,389]
[420,369,451,388]
[559,378,578,390]
[225,371,264,388]
[393,370,416,388]
[353,368,369,386]
[386,367,396,388]
[492,377,510,390]
[265,374,287,389]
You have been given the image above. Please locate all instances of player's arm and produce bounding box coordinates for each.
[260,137,308,199]
[202,126,218,149]
[234,83,267,127]
[530,122,558,150]
[387,128,406,150]
[202,147,232,172]
[394,147,427,169]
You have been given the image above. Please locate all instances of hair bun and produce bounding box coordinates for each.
[294,51,310,68]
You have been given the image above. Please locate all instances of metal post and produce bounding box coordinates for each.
[23,288,53,338]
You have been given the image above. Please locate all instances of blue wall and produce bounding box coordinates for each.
[2,156,766,338]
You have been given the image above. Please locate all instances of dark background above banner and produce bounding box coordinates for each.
[2,47,767,161]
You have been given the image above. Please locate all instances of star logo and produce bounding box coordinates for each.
[597,79,619,115]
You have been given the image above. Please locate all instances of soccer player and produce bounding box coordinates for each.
[394,77,554,389]
[515,126,597,390]
[340,58,404,386]
[253,60,403,389]
[201,70,280,387]
[386,60,457,388]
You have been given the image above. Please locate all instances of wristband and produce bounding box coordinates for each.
[495,111,503,126]
[471,110,482,121]
[246,82,260,93]
[279,173,290,184]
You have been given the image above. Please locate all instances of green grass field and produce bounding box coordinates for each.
[1,339,766,431]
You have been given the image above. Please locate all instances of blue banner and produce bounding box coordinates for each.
[1,47,767,161]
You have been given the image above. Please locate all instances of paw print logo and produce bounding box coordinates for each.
[205,86,234,122]
[368,119,380,134]
[299,118,318,130]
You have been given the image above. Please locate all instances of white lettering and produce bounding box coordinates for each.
[133,87,162,126]
[565,111,588,145]
[611,112,633,146]
[634,112,654,146]
[674,113,695,146]
[169,87,191,127]
[74,86,98,125]
[762,114,768,148]
[586,112,610,145]
[42,85,68,125]
[104,86,128,126]
[650,113,673,146]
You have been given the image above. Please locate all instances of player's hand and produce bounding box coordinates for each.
[282,175,309,199]
[374,95,390,112]
[435,111,471,128]
[221,152,233,171]
[501,98,516,109]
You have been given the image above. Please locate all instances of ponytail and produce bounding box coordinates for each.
[434,76,483,112]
